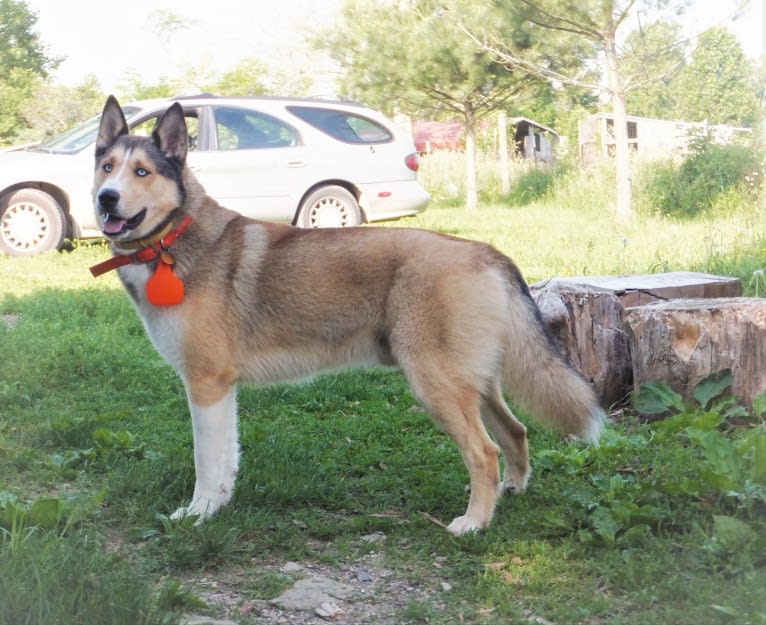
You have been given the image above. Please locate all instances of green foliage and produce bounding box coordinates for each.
[0,525,174,624]
[504,165,559,205]
[50,427,159,473]
[17,76,106,143]
[204,57,269,96]
[323,0,559,120]
[636,141,763,218]
[535,373,766,553]
[0,0,62,144]
[622,20,685,118]
[672,27,760,127]
[2,201,766,624]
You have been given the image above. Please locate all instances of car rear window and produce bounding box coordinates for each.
[287,106,392,144]
[213,106,299,150]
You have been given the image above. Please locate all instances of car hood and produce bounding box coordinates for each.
[0,148,91,179]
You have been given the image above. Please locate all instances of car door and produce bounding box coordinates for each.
[187,105,308,222]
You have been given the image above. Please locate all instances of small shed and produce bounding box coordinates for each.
[510,117,559,163]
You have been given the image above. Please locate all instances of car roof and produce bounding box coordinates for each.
[124,94,372,115]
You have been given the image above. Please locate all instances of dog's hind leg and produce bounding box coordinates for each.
[408,377,501,536]
[481,381,530,496]
[171,384,239,522]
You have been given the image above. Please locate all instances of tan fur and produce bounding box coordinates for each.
[92,98,605,535]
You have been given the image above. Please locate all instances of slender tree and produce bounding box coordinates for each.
[472,0,688,222]
[321,0,556,210]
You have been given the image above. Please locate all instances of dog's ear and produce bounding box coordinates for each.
[96,95,128,160]
[153,103,188,166]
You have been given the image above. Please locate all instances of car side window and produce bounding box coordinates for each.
[213,107,298,150]
[131,113,200,151]
[287,106,393,144]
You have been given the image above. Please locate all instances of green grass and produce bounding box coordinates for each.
[1,194,765,624]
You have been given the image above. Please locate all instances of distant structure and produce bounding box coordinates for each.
[412,117,559,163]
[509,117,559,163]
[578,112,752,165]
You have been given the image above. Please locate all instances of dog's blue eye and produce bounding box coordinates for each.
[136,167,148,177]
[103,163,112,173]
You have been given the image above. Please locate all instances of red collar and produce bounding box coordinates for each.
[89,216,193,278]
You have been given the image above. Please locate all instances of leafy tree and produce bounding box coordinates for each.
[477,0,688,222]
[321,0,558,210]
[0,0,61,144]
[672,27,760,127]
[18,75,105,143]
[115,71,177,101]
[622,20,685,118]
[207,58,270,96]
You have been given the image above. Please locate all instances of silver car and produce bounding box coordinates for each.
[0,95,429,256]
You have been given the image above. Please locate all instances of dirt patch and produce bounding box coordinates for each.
[183,535,445,624]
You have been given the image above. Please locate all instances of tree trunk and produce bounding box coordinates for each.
[532,272,744,407]
[497,111,510,196]
[464,109,478,210]
[532,281,632,406]
[604,37,633,222]
[625,298,766,410]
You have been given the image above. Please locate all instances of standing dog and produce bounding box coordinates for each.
[91,96,603,536]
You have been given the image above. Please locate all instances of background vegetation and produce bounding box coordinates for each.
[1,1,765,623]
[1,196,764,623]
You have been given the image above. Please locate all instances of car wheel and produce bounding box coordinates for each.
[297,186,362,228]
[0,189,66,256]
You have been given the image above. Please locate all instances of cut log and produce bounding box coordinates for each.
[545,272,742,308]
[531,272,743,407]
[624,298,766,409]
[532,282,632,406]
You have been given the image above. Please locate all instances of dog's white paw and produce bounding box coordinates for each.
[446,515,485,536]
[170,496,224,523]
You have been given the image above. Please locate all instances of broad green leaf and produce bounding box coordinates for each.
[692,369,732,409]
[590,506,621,547]
[28,498,62,529]
[632,381,685,415]
[713,515,757,551]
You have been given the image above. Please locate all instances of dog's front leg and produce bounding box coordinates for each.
[171,385,239,522]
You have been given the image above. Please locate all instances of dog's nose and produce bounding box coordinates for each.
[98,189,120,213]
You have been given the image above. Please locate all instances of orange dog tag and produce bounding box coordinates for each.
[146,257,185,306]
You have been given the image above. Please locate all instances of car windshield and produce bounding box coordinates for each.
[35,106,142,154]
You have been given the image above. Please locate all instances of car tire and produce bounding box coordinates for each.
[0,189,67,256]
[297,185,362,228]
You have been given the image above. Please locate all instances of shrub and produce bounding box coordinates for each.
[638,142,762,218]
[505,166,559,206]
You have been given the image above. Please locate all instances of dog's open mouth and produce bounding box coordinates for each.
[102,209,147,236]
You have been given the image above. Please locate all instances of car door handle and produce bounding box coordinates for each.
[287,160,305,168]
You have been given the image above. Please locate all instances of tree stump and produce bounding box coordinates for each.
[624,298,766,410]
[532,282,632,406]
[531,272,743,407]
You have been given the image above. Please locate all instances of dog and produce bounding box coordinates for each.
[90,95,604,536]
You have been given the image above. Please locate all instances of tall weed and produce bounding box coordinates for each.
[635,144,763,218]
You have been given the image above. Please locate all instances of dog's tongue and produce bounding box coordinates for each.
[102,215,126,235]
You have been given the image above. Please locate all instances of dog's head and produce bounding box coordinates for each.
[93,96,188,245]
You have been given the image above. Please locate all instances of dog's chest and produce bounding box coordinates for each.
[119,264,186,372]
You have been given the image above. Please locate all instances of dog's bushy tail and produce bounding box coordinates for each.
[503,277,605,444]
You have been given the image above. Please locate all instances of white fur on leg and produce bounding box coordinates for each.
[171,387,239,522]
[446,514,486,536]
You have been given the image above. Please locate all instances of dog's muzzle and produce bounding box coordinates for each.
[98,189,146,236]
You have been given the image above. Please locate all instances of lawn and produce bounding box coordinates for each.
[1,202,765,625]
